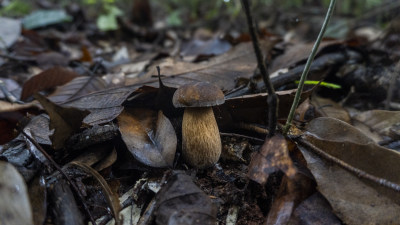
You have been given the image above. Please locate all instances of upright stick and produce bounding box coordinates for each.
[241,0,278,136]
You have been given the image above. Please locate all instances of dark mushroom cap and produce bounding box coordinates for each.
[172,82,225,108]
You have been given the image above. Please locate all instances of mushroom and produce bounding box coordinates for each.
[172,82,225,168]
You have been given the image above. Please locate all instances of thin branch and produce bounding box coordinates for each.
[296,137,400,192]
[20,130,97,225]
[283,0,336,134]
[241,0,278,136]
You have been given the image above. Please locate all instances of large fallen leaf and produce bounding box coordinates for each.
[248,134,296,185]
[299,117,400,224]
[132,40,275,91]
[154,171,217,225]
[0,161,33,225]
[299,146,400,225]
[21,67,79,100]
[118,109,176,168]
[34,93,90,149]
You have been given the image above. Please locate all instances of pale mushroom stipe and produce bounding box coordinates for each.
[172,82,225,168]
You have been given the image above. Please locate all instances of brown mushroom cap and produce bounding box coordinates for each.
[172,82,225,108]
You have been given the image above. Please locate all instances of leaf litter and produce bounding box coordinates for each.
[0,1,400,225]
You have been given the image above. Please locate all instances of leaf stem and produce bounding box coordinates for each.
[283,0,336,135]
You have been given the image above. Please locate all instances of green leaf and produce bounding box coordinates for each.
[97,14,118,31]
[22,10,72,30]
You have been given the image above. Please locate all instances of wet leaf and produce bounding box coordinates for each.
[21,67,79,101]
[48,76,107,104]
[154,171,217,225]
[0,161,33,225]
[299,117,400,224]
[34,93,90,149]
[118,109,176,168]
[248,134,296,185]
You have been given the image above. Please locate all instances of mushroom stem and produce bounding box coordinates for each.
[182,107,221,168]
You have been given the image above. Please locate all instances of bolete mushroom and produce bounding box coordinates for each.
[172,82,225,168]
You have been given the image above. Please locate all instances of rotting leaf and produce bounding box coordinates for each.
[34,93,90,149]
[248,134,296,185]
[118,109,176,168]
[0,161,34,225]
[154,171,217,225]
[48,76,107,104]
[21,67,79,100]
[298,117,400,224]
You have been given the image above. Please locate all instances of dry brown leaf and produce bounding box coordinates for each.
[118,109,176,168]
[131,40,275,91]
[248,134,296,185]
[21,67,78,100]
[299,145,400,225]
[34,93,90,149]
[299,117,400,224]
